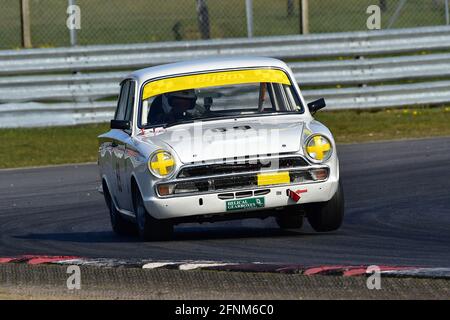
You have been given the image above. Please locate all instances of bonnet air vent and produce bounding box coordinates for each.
[212,125,251,133]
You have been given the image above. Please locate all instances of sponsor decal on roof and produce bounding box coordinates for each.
[142,69,291,99]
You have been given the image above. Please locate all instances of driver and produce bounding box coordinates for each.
[157,89,205,123]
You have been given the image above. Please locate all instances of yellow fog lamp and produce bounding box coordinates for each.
[304,135,333,163]
[148,150,176,178]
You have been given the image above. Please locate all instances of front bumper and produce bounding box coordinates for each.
[143,178,339,220]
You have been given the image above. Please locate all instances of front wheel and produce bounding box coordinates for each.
[103,183,135,236]
[306,181,345,232]
[134,191,173,241]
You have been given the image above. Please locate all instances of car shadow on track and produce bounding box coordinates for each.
[14,226,324,243]
[14,231,137,243]
[170,226,319,241]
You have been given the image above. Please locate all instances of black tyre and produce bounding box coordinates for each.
[103,182,135,236]
[133,190,173,241]
[306,181,345,232]
[276,209,304,229]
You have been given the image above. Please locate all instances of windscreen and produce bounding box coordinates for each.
[139,69,302,127]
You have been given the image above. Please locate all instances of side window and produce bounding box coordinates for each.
[114,81,130,120]
[124,81,135,121]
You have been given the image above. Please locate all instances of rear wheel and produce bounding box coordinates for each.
[133,190,173,241]
[306,181,345,232]
[103,182,135,236]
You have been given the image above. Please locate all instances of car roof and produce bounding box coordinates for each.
[127,56,291,84]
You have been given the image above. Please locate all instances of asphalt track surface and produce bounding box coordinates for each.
[0,137,449,267]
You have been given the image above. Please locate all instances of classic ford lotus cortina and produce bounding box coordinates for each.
[98,57,344,241]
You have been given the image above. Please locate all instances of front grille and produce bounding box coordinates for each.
[173,174,257,193]
[156,168,329,197]
[156,155,329,197]
[177,156,308,178]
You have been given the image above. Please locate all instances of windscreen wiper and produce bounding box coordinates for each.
[163,119,191,129]
[163,116,207,128]
[164,115,228,128]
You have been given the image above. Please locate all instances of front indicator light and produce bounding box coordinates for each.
[305,135,333,162]
[309,168,329,181]
[157,183,199,196]
[148,150,175,178]
[157,184,175,196]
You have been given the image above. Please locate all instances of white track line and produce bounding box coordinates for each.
[178,262,233,270]
[142,262,180,269]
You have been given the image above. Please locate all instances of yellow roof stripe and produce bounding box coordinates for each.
[142,69,291,100]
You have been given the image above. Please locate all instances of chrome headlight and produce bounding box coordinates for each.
[304,134,333,163]
[148,150,176,178]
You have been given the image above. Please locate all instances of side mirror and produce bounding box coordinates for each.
[110,119,131,130]
[307,98,326,114]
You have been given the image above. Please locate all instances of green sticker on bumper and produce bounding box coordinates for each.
[226,197,265,211]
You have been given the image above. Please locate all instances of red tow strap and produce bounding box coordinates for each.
[288,189,307,202]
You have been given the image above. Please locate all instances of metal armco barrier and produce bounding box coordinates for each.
[1,26,450,128]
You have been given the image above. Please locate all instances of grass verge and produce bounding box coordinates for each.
[0,123,108,169]
[1,106,450,169]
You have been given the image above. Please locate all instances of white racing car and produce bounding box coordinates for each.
[98,57,344,241]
